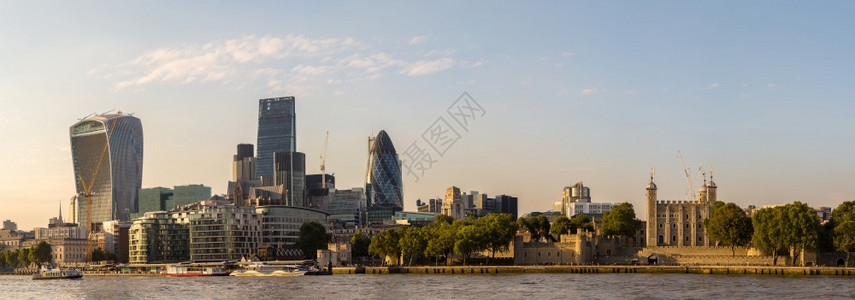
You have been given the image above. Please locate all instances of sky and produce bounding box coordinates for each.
[2,1,855,230]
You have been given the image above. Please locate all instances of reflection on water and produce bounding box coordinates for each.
[2,273,854,299]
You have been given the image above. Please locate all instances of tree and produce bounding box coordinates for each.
[833,221,855,266]
[0,251,7,268]
[550,216,572,236]
[830,201,855,228]
[601,203,642,237]
[91,248,106,262]
[350,232,371,260]
[399,227,428,266]
[435,214,454,225]
[752,207,788,265]
[368,228,402,265]
[454,224,486,265]
[5,250,19,268]
[30,241,52,267]
[18,248,30,268]
[784,202,820,266]
[425,223,457,265]
[480,213,518,262]
[568,214,594,234]
[752,203,820,266]
[703,202,753,256]
[518,215,550,240]
[296,221,332,259]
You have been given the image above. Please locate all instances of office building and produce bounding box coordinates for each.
[233,143,256,182]
[324,187,365,226]
[365,130,404,210]
[131,184,210,219]
[306,174,335,209]
[273,152,306,207]
[256,97,296,183]
[70,112,143,227]
[2,220,16,231]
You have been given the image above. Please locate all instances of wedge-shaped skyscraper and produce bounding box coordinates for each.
[70,112,143,228]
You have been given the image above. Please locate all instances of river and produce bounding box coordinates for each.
[2,273,853,299]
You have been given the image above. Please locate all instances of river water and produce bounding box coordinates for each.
[2,273,853,299]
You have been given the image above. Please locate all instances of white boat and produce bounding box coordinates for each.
[164,264,229,277]
[32,267,83,280]
[229,262,306,277]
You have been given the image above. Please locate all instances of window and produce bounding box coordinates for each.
[672,223,676,228]
[659,223,663,228]
[671,235,676,242]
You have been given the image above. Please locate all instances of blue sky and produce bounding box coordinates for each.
[2,1,855,230]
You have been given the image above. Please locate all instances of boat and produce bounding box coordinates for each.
[32,267,83,280]
[229,262,306,277]
[163,264,229,277]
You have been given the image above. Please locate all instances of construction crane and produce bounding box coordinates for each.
[77,116,119,262]
[677,151,705,202]
[320,131,329,189]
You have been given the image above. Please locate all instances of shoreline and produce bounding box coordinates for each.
[331,265,855,276]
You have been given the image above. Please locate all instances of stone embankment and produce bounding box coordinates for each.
[333,265,855,276]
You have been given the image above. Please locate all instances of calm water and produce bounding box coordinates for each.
[1,273,854,299]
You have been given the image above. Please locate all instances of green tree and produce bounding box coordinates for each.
[550,215,572,236]
[368,228,402,265]
[91,248,106,262]
[425,223,457,265]
[399,227,428,266]
[296,221,332,259]
[703,202,754,256]
[784,202,820,266]
[570,214,595,234]
[350,232,371,259]
[601,203,642,237]
[833,221,855,266]
[29,241,52,267]
[454,224,486,265]
[480,213,518,262]
[5,250,19,268]
[517,215,550,240]
[435,214,454,225]
[18,248,30,268]
[830,201,855,228]
[752,207,788,265]
[0,251,7,268]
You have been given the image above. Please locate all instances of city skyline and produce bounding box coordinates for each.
[3,2,855,230]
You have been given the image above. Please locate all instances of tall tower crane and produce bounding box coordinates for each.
[320,131,329,189]
[677,150,704,202]
[78,116,118,262]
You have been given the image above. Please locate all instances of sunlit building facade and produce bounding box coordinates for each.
[70,112,143,228]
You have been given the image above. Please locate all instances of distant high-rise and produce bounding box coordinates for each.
[70,112,143,227]
[256,97,296,182]
[274,152,306,207]
[233,144,256,182]
[365,130,403,209]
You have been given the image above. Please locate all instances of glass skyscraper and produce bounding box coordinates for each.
[70,112,143,228]
[256,97,296,182]
[365,130,404,209]
[274,152,306,207]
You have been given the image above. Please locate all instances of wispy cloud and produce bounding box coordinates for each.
[109,34,458,93]
[580,88,598,95]
[408,35,430,45]
[561,51,574,57]
[708,82,722,89]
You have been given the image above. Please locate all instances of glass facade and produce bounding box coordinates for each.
[70,113,143,227]
[365,130,404,209]
[256,97,296,181]
[255,206,328,247]
[273,152,306,207]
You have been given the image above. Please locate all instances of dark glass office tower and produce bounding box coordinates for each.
[274,152,306,207]
[256,97,296,181]
[365,130,403,209]
[70,112,143,227]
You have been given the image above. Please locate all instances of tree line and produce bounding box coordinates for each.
[704,200,855,266]
[0,241,52,269]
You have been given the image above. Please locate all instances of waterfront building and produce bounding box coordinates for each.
[2,220,16,231]
[129,211,190,264]
[317,241,351,267]
[255,206,328,247]
[131,185,210,219]
[133,187,172,219]
[233,143,256,182]
[256,97,296,183]
[365,130,404,210]
[324,187,365,226]
[273,151,306,207]
[645,171,716,247]
[188,203,262,262]
[102,220,131,263]
[70,112,143,227]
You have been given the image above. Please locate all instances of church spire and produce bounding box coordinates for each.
[58,199,63,223]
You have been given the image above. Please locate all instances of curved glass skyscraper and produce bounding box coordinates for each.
[365,130,403,209]
[70,112,143,228]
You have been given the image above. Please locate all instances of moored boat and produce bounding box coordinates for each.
[229,262,306,277]
[32,268,83,280]
[164,264,229,277]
